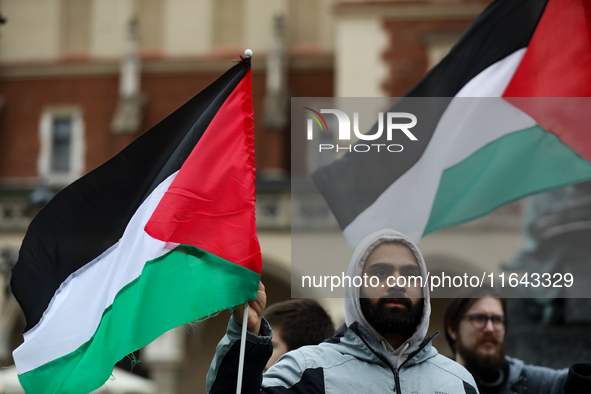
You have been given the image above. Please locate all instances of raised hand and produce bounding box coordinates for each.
[233,281,266,335]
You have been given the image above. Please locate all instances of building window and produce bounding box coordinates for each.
[287,0,320,47]
[50,117,73,172]
[137,0,164,54]
[38,108,85,187]
[61,0,92,59]
[213,0,244,49]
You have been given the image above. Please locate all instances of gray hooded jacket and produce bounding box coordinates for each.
[207,229,479,393]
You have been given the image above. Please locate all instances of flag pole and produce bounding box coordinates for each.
[236,301,249,394]
[237,48,253,394]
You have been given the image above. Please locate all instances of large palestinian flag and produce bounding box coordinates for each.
[313,0,591,247]
[10,57,261,393]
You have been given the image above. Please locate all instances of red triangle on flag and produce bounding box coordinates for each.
[145,70,262,274]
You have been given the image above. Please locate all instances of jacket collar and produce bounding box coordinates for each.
[333,322,439,371]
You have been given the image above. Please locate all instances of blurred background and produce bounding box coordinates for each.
[0,0,589,393]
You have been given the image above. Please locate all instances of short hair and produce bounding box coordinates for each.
[263,299,335,351]
[443,288,507,353]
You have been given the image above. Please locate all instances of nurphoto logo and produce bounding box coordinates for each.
[303,107,417,153]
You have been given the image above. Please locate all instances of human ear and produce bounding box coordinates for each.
[447,325,457,341]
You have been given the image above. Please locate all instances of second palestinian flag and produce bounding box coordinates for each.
[313,0,591,247]
[11,57,261,393]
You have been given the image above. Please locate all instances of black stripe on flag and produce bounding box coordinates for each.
[312,0,548,231]
[312,98,452,230]
[408,0,548,97]
[11,59,251,332]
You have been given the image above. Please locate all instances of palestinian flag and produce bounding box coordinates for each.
[313,0,591,248]
[10,57,261,393]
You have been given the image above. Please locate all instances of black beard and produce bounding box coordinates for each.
[360,292,424,340]
[457,333,506,377]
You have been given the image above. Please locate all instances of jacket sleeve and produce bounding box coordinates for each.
[206,317,273,394]
[206,317,326,394]
[563,363,591,394]
[517,363,568,394]
[263,351,325,393]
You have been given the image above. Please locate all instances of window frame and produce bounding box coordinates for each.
[38,107,85,187]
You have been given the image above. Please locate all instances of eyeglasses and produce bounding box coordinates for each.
[464,313,505,331]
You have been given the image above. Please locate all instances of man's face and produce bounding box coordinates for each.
[359,243,424,339]
[264,325,288,372]
[450,297,506,372]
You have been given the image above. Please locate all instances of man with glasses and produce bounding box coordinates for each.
[444,288,590,394]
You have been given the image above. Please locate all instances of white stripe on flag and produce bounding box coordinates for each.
[14,172,179,374]
[456,48,526,97]
[342,49,530,247]
[343,98,536,247]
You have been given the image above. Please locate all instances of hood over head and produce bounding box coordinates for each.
[344,229,431,366]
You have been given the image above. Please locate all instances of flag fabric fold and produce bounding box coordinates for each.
[11,57,261,394]
[313,0,591,248]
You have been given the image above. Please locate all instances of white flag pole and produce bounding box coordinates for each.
[236,302,249,394]
[237,48,253,394]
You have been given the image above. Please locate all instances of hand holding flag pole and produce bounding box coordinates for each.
[233,280,267,393]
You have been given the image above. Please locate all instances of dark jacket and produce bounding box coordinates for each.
[485,356,590,394]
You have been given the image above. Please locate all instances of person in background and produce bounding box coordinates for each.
[444,288,591,394]
[263,299,335,371]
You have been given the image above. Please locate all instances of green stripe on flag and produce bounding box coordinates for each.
[424,126,591,235]
[19,245,260,394]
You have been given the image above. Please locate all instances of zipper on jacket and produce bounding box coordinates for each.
[353,326,403,393]
[393,332,439,393]
[353,325,440,393]
[394,372,402,394]
[398,331,440,370]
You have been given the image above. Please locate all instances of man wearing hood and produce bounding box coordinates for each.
[207,229,478,393]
